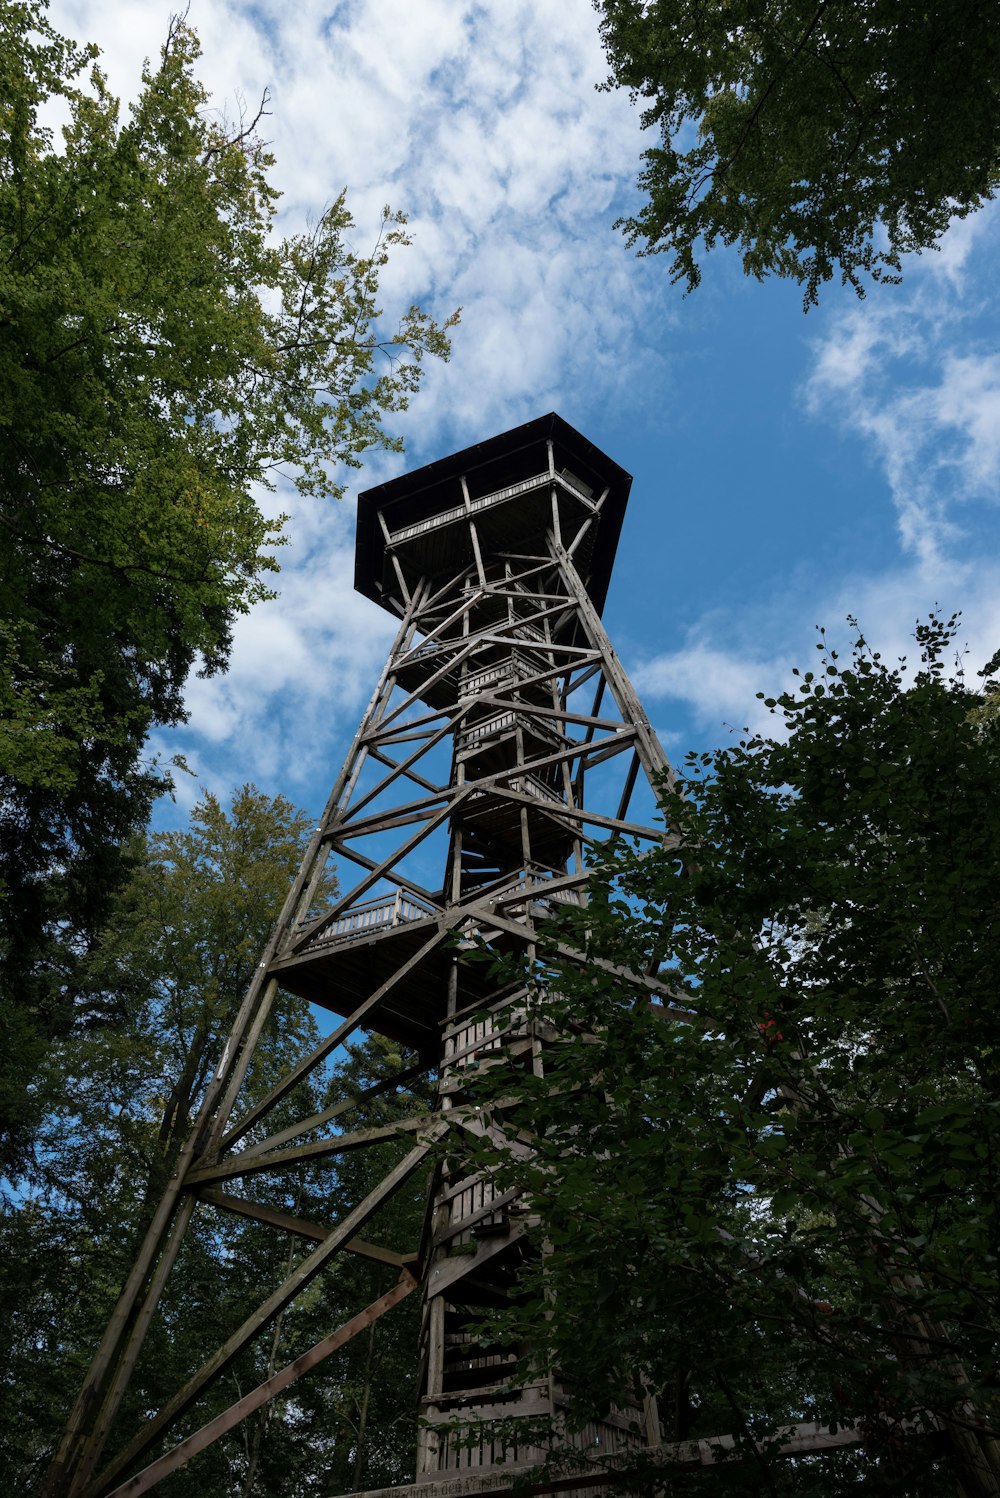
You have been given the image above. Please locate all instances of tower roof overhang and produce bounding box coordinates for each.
[355,412,632,618]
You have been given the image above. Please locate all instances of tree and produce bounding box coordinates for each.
[464,616,1000,1495]
[595,0,1000,305]
[2,786,429,1496]
[71,786,332,1175]
[0,0,455,1166]
[0,787,319,1487]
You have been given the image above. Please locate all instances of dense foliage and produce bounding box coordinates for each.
[463,618,1000,1494]
[1,788,428,1496]
[596,0,1000,304]
[0,0,454,1168]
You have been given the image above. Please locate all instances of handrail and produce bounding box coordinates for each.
[467,773,563,806]
[457,710,564,748]
[304,889,436,950]
[388,472,552,545]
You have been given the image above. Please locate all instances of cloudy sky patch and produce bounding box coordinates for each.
[47,0,1000,817]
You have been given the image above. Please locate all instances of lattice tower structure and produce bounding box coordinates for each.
[43,415,675,1498]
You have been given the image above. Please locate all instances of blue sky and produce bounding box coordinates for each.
[51,0,1000,829]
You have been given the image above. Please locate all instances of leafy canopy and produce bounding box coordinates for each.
[1,787,426,1496]
[596,0,1000,305]
[464,616,1000,1494]
[0,0,454,1162]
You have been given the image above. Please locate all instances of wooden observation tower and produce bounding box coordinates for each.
[45,414,676,1498]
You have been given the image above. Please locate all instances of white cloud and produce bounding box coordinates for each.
[44,0,673,804]
[805,201,1000,573]
[632,556,1000,752]
[168,496,399,795]
[623,207,1000,753]
[43,1,1000,798]
[634,198,1000,740]
[50,0,659,416]
[633,642,781,739]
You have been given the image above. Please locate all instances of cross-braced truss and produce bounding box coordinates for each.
[45,415,923,1498]
[43,415,677,1498]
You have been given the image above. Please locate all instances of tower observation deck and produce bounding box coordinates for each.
[355,411,630,619]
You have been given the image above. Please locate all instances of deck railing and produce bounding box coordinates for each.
[307,889,436,949]
[466,772,563,807]
[302,876,583,958]
[490,875,586,910]
[463,652,537,698]
[388,472,551,545]
[457,710,564,751]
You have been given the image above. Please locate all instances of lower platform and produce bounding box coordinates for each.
[268,915,504,1053]
[330,1420,870,1498]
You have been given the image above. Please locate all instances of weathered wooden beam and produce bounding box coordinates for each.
[292,797,461,949]
[476,784,667,845]
[368,746,445,798]
[476,728,638,791]
[424,1223,528,1300]
[99,1272,418,1498]
[194,1188,414,1266]
[294,839,440,914]
[364,710,454,747]
[231,1063,425,1161]
[346,724,458,817]
[551,537,674,791]
[459,690,634,736]
[221,928,447,1150]
[457,900,682,1005]
[375,639,479,732]
[398,586,481,660]
[186,1114,429,1188]
[88,1134,442,1497]
[333,800,455,841]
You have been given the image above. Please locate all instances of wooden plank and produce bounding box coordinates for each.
[419,1389,552,1424]
[335,1419,880,1498]
[614,749,641,826]
[508,728,635,784]
[471,638,598,670]
[186,1115,429,1188]
[334,800,456,841]
[365,716,453,748]
[425,1223,527,1300]
[433,1186,521,1243]
[397,587,480,661]
[100,1272,418,1498]
[195,1188,414,1266]
[390,552,412,608]
[414,559,478,617]
[88,1133,442,1496]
